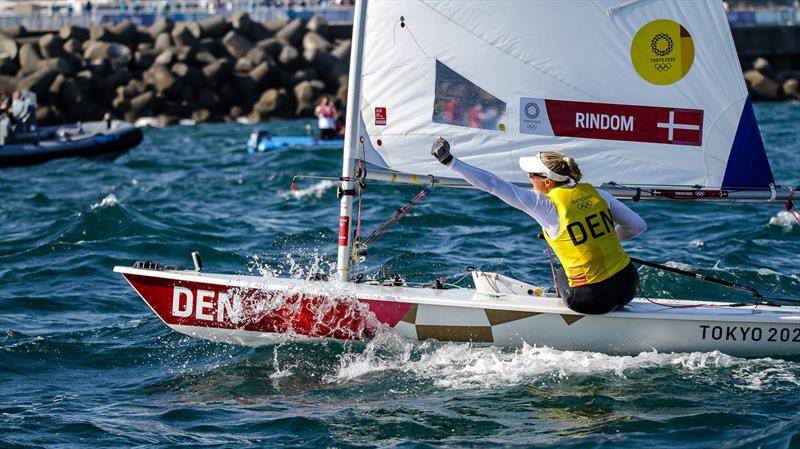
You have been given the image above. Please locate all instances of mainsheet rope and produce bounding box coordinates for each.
[545,243,559,296]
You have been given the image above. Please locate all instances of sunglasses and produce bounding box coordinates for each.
[528,172,547,179]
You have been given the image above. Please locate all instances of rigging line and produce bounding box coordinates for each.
[399,21,431,60]
[353,160,366,252]
[631,257,800,303]
[635,283,781,310]
[786,191,800,226]
[790,209,800,226]
[351,136,369,267]
[418,0,598,101]
[536,232,560,293]
[631,256,763,297]
[353,181,434,259]
[545,243,559,296]
[637,285,724,309]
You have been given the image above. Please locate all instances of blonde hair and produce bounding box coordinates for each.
[540,151,582,183]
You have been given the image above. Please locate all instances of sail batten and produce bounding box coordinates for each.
[357,0,775,191]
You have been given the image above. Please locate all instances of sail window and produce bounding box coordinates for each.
[432,60,505,131]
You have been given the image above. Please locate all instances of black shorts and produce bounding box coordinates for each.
[556,262,639,315]
[319,128,337,140]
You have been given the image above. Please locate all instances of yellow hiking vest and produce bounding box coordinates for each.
[544,184,630,287]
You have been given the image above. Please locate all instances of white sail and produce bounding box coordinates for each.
[356,0,774,190]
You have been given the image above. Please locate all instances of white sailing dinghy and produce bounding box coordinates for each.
[115,0,800,357]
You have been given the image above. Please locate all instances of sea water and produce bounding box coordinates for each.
[1,104,799,448]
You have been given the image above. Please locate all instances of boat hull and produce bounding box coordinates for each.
[115,266,800,357]
[0,120,143,167]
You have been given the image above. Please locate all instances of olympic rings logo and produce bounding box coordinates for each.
[524,102,540,119]
[650,33,674,56]
[654,63,672,71]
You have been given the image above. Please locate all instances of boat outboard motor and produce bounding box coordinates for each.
[247,130,272,153]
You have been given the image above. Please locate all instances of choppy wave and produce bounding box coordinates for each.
[1,116,800,448]
[280,179,338,200]
[90,193,118,210]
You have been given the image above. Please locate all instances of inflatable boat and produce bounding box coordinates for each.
[247,130,344,153]
[0,119,143,168]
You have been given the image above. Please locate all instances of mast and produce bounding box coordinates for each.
[336,0,368,281]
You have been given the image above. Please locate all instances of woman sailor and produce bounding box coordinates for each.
[431,137,646,314]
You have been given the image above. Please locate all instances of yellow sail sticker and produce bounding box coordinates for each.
[631,19,694,86]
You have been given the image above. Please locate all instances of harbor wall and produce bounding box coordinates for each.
[0,18,799,127]
[731,26,800,101]
[0,15,353,126]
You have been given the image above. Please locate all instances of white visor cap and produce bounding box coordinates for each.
[518,153,569,182]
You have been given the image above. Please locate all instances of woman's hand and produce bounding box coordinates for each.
[431,137,453,165]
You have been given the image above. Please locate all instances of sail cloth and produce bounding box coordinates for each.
[356,0,774,190]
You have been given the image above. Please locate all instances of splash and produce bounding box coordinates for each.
[733,360,800,391]
[281,180,337,200]
[90,193,118,210]
[325,334,800,391]
[269,343,296,380]
[248,251,336,281]
[665,260,694,272]
[768,210,799,231]
[757,267,781,276]
[220,254,378,342]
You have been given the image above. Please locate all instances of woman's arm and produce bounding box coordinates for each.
[597,190,647,241]
[449,158,559,236]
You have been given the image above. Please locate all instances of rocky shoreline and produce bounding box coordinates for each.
[0,14,351,127]
[0,16,797,128]
[743,57,800,102]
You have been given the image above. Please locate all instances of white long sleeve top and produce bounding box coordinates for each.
[449,158,646,240]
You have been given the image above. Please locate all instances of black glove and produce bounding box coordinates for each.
[431,137,453,165]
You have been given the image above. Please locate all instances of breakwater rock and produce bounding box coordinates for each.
[0,14,352,127]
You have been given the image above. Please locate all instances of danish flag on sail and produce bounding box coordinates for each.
[519,97,704,146]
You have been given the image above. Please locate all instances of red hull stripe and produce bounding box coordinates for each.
[123,274,413,340]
